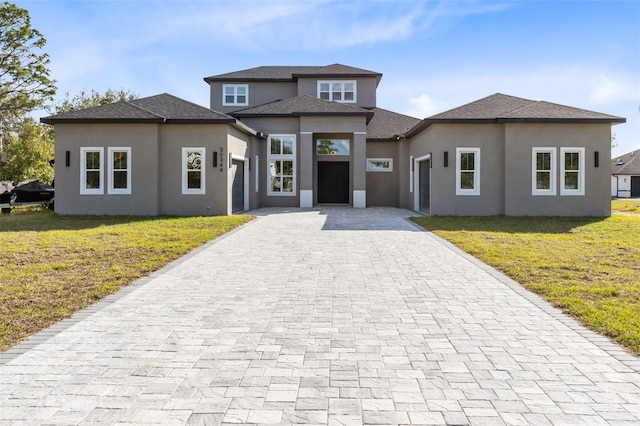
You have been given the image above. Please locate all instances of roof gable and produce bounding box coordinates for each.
[41,93,236,124]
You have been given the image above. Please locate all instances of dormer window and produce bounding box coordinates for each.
[223,84,248,106]
[317,81,356,103]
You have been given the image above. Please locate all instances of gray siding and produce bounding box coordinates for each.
[296,77,377,109]
[209,81,297,114]
[366,142,399,206]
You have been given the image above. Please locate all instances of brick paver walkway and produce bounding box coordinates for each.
[1,208,639,425]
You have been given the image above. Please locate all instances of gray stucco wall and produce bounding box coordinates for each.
[504,123,612,216]
[366,142,399,206]
[209,81,297,114]
[404,124,506,215]
[53,123,160,215]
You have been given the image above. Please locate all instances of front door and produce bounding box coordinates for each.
[318,161,349,204]
[632,176,640,198]
[231,160,244,213]
[419,159,431,214]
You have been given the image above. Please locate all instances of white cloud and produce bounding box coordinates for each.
[406,94,443,118]
[589,74,637,105]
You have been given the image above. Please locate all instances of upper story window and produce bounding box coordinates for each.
[223,84,248,106]
[317,81,356,103]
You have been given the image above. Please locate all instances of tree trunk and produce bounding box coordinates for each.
[0,109,4,167]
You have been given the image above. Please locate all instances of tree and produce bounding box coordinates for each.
[0,116,53,184]
[0,2,56,165]
[51,88,138,114]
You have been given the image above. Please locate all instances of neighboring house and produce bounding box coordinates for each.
[611,150,640,198]
[42,64,626,216]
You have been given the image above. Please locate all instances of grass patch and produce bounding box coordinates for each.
[0,210,253,351]
[410,215,640,355]
[612,198,640,213]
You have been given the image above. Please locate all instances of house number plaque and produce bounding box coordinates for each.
[218,148,224,172]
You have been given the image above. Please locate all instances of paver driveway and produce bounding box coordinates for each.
[1,207,639,425]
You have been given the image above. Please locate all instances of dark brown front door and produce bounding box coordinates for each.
[231,160,244,213]
[632,176,640,198]
[318,161,349,204]
[419,159,431,214]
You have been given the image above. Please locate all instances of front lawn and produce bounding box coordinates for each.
[612,198,640,213]
[0,210,253,351]
[411,215,640,355]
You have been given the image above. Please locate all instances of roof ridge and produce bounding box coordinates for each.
[127,98,167,120]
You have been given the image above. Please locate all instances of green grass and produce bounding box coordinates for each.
[411,215,640,355]
[612,198,640,213]
[0,209,253,351]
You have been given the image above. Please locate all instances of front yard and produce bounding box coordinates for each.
[0,211,253,351]
[411,214,640,355]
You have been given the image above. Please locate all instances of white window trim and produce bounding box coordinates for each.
[317,80,357,103]
[267,134,296,197]
[560,147,585,196]
[366,158,393,172]
[222,84,248,106]
[80,147,104,195]
[182,147,206,195]
[456,147,480,196]
[532,147,557,196]
[107,147,131,195]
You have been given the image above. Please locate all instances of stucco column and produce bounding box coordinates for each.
[299,131,313,207]
[353,131,367,208]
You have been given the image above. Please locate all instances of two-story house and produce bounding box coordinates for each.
[42,64,625,216]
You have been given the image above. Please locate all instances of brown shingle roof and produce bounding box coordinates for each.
[405,93,626,137]
[231,95,374,122]
[366,108,420,141]
[612,151,640,175]
[204,64,382,83]
[41,94,236,124]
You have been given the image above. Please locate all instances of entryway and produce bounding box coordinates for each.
[318,161,349,204]
[632,176,640,198]
[413,154,431,214]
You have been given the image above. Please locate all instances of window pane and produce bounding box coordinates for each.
[86,171,100,189]
[564,172,578,189]
[113,151,127,169]
[113,171,128,189]
[282,160,293,175]
[225,86,234,95]
[225,95,235,104]
[271,139,281,155]
[316,139,349,155]
[460,172,475,189]
[565,152,579,170]
[461,152,474,171]
[187,171,201,189]
[536,172,550,190]
[344,82,354,91]
[186,151,202,170]
[237,95,246,104]
[319,92,330,100]
[344,92,354,101]
[537,152,550,171]
[282,140,293,155]
[320,83,330,91]
[236,86,246,95]
[282,177,293,192]
[271,176,281,192]
[86,151,100,169]
[333,92,342,101]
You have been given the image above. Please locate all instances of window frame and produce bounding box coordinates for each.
[531,147,557,196]
[366,158,394,172]
[267,134,296,197]
[316,139,350,156]
[182,147,206,195]
[560,147,585,196]
[222,84,249,106]
[107,147,131,195]
[455,147,480,196]
[80,147,104,195]
[317,80,357,103]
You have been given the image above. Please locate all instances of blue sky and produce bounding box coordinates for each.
[15,0,640,157]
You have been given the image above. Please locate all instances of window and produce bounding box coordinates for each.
[316,139,350,155]
[532,148,556,196]
[366,158,393,172]
[222,84,248,106]
[317,81,356,103]
[560,147,585,196]
[456,148,480,195]
[267,135,296,196]
[182,148,205,194]
[80,147,104,194]
[108,147,131,194]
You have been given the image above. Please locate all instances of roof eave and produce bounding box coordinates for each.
[204,77,294,83]
[40,117,164,124]
[497,118,627,124]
